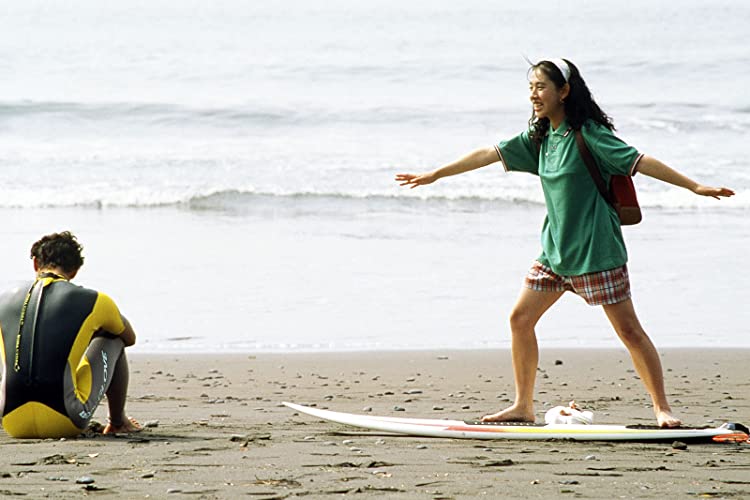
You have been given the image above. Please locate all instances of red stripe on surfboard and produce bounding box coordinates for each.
[446,425,511,433]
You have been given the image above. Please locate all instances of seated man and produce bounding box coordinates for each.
[0,231,140,438]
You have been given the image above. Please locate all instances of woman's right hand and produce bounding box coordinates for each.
[395,171,438,189]
[395,147,498,189]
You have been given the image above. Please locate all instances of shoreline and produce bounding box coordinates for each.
[1,349,748,498]
[129,345,750,354]
[2,206,748,355]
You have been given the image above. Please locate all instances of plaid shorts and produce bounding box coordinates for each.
[524,261,631,306]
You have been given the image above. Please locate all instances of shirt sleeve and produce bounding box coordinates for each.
[93,292,126,335]
[582,122,643,176]
[495,129,539,175]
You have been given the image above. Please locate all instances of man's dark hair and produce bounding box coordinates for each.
[30,231,85,273]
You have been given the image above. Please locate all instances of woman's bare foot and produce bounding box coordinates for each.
[481,405,535,423]
[656,409,682,428]
[103,416,142,435]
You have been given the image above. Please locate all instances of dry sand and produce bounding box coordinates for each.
[1,349,749,499]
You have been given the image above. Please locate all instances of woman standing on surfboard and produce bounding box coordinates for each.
[396,59,734,428]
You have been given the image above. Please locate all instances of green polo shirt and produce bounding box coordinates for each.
[494,119,643,276]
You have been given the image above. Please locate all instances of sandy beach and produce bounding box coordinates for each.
[1,349,748,499]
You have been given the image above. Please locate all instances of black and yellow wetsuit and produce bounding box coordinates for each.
[0,274,126,438]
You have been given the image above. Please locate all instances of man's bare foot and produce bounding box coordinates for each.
[656,409,682,428]
[103,417,142,435]
[481,406,535,423]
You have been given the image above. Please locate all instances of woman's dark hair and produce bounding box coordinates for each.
[528,59,615,145]
[30,231,84,273]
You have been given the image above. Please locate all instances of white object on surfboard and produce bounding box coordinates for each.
[284,402,749,443]
[544,401,594,425]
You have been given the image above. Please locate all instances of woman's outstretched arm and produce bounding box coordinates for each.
[395,146,499,189]
[637,155,735,199]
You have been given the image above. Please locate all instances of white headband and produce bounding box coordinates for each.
[545,58,571,83]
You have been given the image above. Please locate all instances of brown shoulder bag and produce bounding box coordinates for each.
[574,131,642,225]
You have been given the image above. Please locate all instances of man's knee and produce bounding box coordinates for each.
[88,335,125,360]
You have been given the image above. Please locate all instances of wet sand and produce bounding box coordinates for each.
[1,349,749,498]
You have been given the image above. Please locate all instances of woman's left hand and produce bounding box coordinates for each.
[693,185,735,199]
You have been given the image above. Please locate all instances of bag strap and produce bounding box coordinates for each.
[574,130,614,205]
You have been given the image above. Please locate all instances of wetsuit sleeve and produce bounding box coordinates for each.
[0,323,5,367]
[494,129,539,175]
[92,293,126,336]
[583,122,643,177]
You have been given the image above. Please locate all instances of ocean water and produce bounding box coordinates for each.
[0,0,748,351]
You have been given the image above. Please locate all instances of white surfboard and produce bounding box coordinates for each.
[284,402,749,443]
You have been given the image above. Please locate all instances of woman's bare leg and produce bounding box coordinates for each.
[602,298,681,428]
[482,287,564,422]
